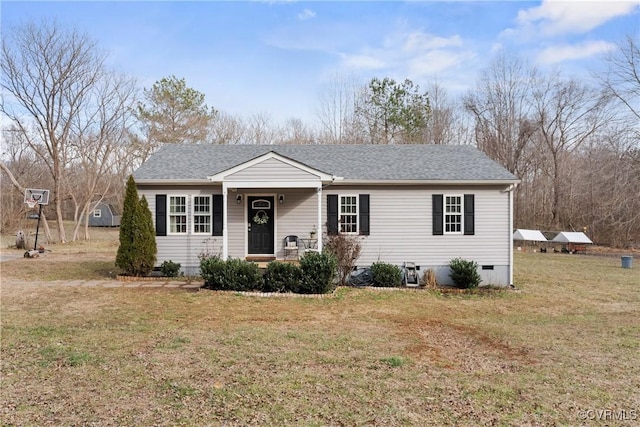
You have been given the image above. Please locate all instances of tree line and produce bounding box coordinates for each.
[1,21,638,247]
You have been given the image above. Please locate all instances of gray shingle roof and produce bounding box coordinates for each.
[133,144,518,182]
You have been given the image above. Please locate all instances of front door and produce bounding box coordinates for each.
[248,196,275,255]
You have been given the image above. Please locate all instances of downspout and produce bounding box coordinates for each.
[317,185,323,252]
[222,184,228,260]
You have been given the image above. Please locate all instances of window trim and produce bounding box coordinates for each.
[339,194,359,234]
[192,195,211,235]
[168,195,188,235]
[93,209,102,218]
[444,194,463,234]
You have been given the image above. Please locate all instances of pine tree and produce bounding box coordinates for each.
[116,175,156,276]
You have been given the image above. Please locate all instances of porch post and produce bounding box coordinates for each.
[222,184,228,260]
[316,185,322,252]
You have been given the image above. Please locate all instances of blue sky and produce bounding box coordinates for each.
[2,1,639,124]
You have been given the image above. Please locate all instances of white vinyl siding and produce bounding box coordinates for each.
[226,158,320,182]
[192,195,211,234]
[324,185,511,285]
[169,196,187,234]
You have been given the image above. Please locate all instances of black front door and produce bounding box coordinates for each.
[248,196,274,255]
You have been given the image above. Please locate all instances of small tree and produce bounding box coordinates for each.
[448,258,481,289]
[115,176,156,276]
[324,233,362,286]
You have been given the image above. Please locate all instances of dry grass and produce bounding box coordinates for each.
[1,233,639,425]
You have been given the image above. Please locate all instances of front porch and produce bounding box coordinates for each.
[206,151,339,261]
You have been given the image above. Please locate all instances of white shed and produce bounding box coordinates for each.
[552,232,592,253]
[513,229,547,242]
[551,232,593,244]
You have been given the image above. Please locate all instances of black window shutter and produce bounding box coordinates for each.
[155,194,167,236]
[327,194,338,235]
[212,194,223,236]
[464,194,475,235]
[432,194,443,235]
[359,194,370,235]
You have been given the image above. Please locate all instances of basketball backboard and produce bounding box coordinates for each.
[24,188,50,208]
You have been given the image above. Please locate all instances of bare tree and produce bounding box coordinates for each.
[531,74,612,227]
[1,21,108,242]
[246,112,278,145]
[464,52,538,175]
[278,118,316,145]
[208,111,247,145]
[0,129,53,241]
[424,80,460,145]
[315,74,359,144]
[68,73,137,240]
[600,35,640,121]
[1,20,137,242]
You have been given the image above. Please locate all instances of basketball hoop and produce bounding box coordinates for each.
[26,199,37,209]
[23,188,50,252]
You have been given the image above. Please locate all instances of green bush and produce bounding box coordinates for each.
[115,176,157,276]
[298,251,337,294]
[199,255,227,289]
[200,256,261,291]
[160,260,181,277]
[225,258,262,291]
[448,258,481,289]
[370,262,403,287]
[263,261,302,293]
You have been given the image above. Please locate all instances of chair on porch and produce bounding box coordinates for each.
[283,235,300,260]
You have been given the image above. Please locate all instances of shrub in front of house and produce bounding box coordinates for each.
[199,256,261,291]
[448,258,481,289]
[224,258,262,291]
[116,175,157,277]
[160,260,181,277]
[199,255,227,289]
[262,261,301,293]
[324,233,362,286]
[298,251,337,294]
[370,262,403,287]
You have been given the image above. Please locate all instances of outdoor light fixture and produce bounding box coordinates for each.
[278,194,285,204]
[236,194,243,204]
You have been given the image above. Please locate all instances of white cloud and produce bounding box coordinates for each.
[297,8,316,21]
[536,40,616,64]
[407,49,476,76]
[510,0,638,37]
[340,53,387,70]
[338,29,473,79]
[401,32,462,51]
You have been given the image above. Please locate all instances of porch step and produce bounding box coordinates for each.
[249,259,299,269]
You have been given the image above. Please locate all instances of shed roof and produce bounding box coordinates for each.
[513,229,547,241]
[552,232,593,244]
[133,144,519,183]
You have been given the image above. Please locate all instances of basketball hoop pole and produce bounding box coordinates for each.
[34,204,43,251]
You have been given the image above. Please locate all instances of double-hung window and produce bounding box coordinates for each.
[445,195,462,233]
[339,195,358,234]
[192,195,211,234]
[169,196,187,234]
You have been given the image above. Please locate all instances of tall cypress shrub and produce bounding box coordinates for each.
[116,176,157,276]
[137,196,157,274]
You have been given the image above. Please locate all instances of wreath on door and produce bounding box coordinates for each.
[253,210,269,225]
